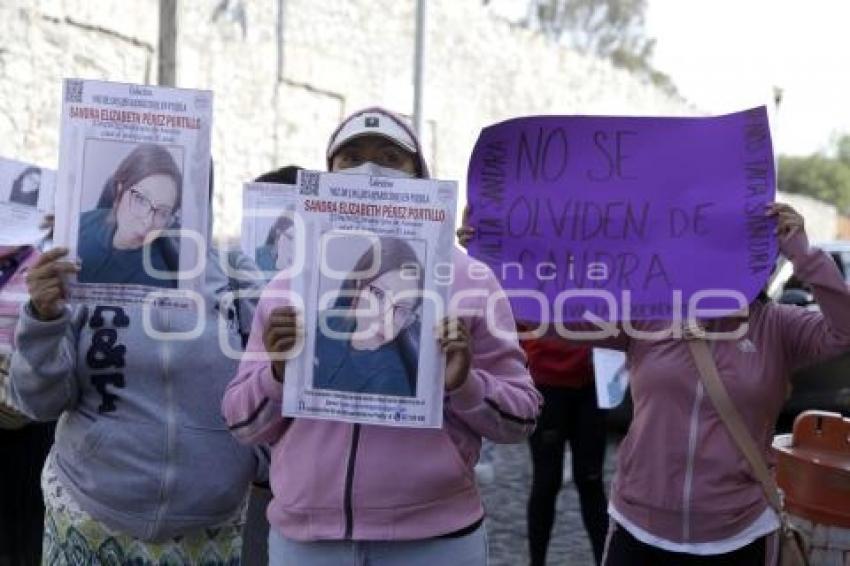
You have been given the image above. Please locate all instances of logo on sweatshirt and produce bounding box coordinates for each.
[86,306,130,413]
[737,338,757,353]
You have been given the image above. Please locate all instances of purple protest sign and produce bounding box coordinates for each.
[466,107,777,322]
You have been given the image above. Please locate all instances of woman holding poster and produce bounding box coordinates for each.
[462,202,850,564]
[223,108,541,565]
[595,204,850,565]
[9,175,266,564]
[76,143,181,287]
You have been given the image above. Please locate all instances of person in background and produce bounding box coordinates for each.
[223,107,541,566]
[241,164,302,566]
[590,203,846,565]
[0,243,52,566]
[521,331,608,565]
[458,214,609,565]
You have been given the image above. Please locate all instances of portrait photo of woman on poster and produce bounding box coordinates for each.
[77,143,182,288]
[313,235,424,397]
[255,213,295,273]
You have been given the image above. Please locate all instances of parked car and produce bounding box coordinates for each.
[768,240,850,424]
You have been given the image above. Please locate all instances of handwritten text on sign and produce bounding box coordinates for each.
[466,107,776,322]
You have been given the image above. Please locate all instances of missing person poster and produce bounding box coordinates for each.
[54,78,213,306]
[283,170,457,428]
[0,157,56,245]
[241,182,298,281]
[592,348,629,409]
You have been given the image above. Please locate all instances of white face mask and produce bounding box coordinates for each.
[339,161,414,179]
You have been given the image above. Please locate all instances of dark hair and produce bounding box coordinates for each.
[344,237,424,298]
[264,215,295,247]
[253,165,303,251]
[9,166,41,206]
[253,165,302,185]
[100,144,183,222]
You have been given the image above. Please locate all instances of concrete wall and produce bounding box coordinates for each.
[2,0,698,239]
[0,0,158,168]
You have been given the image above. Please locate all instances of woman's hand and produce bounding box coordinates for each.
[455,205,474,249]
[25,247,79,321]
[767,202,808,259]
[437,317,472,391]
[263,306,302,382]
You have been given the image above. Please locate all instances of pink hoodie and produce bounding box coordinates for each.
[222,248,542,540]
[599,238,850,544]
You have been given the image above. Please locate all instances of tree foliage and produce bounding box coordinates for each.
[525,0,650,57]
[778,135,850,212]
[515,0,676,94]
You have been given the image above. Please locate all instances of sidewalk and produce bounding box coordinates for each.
[480,435,621,565]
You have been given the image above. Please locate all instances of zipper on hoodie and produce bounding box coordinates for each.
[682,378,704,543]
[343,424,361,539]
[152,307,177,536]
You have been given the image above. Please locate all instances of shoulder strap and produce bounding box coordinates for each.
[686,339,784,512]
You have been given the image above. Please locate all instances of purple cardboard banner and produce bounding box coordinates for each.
[466,107,777,322]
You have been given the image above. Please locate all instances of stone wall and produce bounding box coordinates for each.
[0,0,158,168]
[2,0,696,239]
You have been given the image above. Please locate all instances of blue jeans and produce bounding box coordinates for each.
[268,524,488,566]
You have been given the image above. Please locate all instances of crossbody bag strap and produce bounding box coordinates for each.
[686,339,784,512]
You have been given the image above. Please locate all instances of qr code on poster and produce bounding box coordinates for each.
[299,171,319,196]
[65,80,84,103]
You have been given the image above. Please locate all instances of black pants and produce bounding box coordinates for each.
[527,384,608,566]
[0,421,55,566]
[602,522,768,565]
[242,484,273,566]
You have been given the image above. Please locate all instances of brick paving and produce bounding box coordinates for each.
[480,435,622,566]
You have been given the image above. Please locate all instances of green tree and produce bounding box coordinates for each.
[525,0,650,56]
[834,134,850,165]
[516,0,677,95]
[779,149,850,212]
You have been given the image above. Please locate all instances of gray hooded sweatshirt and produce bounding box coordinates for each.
[10,248,264,541]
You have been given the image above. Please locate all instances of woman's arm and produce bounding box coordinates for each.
[444,263,543,443]
[776,241,850,368]
[9,248,83,420]
[10,304,83,420]
[772,204,850,368]
[221,276,293,445]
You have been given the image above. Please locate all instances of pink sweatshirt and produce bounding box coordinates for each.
[222,248,542,540]
[601,242,850,543]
